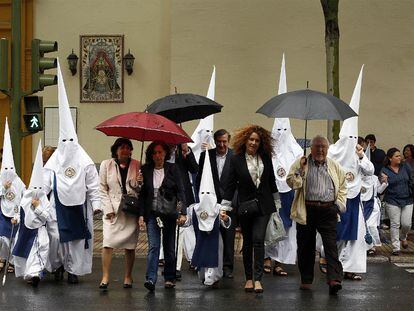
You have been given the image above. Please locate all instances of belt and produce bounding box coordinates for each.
[305,200,335,208]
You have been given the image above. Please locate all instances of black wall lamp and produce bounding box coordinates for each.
[67,49,79,76]
[123,49,135,75]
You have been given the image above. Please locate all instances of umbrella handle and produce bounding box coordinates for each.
[304,119,308,156]
[140,141,144,164]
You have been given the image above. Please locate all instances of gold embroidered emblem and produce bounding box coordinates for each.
[5,191,15,201]
[200,211,209,220]
[345,172,355,182]
[64,167,76,178]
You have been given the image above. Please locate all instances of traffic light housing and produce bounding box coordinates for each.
[0,38,9,92]
[31,39,58,93]
[23,96,43,133]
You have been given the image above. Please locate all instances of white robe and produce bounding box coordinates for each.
[13,202,51,280]
[362,175,387,247]
[43,165,100,275]
[184,205,231,285]
[265,197,297,265]
[0,180,25,260]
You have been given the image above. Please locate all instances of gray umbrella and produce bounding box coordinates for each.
[257,89,358,155]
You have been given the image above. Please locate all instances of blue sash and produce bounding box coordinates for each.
[191,212,220,268]
[0,207,18,238]
[336,193,361,241]
[279,190,295,228]
[53,174,91,248]
[12,209,37,259]
[362,199,374,221]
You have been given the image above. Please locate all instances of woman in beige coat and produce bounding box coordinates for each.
[99,138,143,290]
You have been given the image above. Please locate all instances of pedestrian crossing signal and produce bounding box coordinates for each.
[24,96,43,133]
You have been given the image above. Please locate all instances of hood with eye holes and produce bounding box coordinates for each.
[1,118,17,181]
[270,54,303,192]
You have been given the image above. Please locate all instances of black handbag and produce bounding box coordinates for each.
[238,198,260,216]
[120,194,140,216]
[153,186,178,218]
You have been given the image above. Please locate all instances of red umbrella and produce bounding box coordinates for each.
[95,112,193,161]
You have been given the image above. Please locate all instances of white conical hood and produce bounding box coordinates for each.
[0,118,25,217]
[328,65,366,199]
[189,66,216,162]
[339,65,364,139]
[57,59,78,143]
[20,140,49,229]
[29,140,44,191]
[271,54,303,192]
[44,59,94,206]
[1,117,17,182]
[194,149,219,231]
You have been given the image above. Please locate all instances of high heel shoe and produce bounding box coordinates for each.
[99,282,109,291]
[123,280,133,288]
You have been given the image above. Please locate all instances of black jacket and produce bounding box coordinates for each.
[174,147,199,206]
[138,162,186,220]
[223,152,278,216]
[196,148,234,204]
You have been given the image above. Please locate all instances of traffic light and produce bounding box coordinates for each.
[23,96,43,133]
[0,38,9,92]
[31,39,58,93]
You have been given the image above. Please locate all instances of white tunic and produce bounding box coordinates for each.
[13,199,51,280]
[184,205,231,285]
[43,165,100,275]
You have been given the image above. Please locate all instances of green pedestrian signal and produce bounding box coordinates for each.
[31,39,58,93]
[24,96,43,133]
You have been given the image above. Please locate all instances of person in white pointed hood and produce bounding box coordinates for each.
[184,150,231,287]
[43,60,101,284]
[189,66,217,163]
[360,140,388,255]
[264,54,303,276]
[13,141,52,287]
[327,66,374,280]
[0,118,26,273]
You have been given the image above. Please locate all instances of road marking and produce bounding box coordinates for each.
[394,263,414,273]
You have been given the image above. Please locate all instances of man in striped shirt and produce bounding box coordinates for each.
[287,135,347,296]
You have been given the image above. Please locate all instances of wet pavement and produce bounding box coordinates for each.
[0,258,413,311]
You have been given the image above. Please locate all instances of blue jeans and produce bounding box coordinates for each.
[146,215,177,284]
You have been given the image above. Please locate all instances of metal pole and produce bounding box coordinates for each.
[10,0,22,174]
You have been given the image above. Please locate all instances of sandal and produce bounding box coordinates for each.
[367,249,376,256]
[7,264,14,274]
[344,272,362,281]
[273,266,288,277]
[164,280,176,289]
[319,263,327,274]
[264,265,272,274]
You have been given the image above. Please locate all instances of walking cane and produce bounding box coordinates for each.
[2,222,16,286]
[175,201,183,278]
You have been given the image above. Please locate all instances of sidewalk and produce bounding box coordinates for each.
[92,218,414,263]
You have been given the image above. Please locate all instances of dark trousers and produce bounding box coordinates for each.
[220,211,236,273]
[297,204,343,284]
[240,213,270,281]
[146,215,176,283]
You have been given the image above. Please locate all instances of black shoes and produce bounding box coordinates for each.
[54,266,64,281]
[67,273,79,284]
[328,281,342,296]
[99,283,109,291]
[223,270,234,279]
[31,276,40,288]
[144,280,155,291]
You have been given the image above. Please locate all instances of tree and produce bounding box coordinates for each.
[321,0,340,142]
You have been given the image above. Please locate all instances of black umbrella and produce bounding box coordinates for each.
[146,93,223,123]
[257,89,357,155]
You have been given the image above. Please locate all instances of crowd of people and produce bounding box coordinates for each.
[0,61,412,298]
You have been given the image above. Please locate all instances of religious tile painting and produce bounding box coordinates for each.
[80,35,124,103]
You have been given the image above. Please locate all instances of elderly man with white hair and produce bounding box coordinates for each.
[287,135,347,296]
